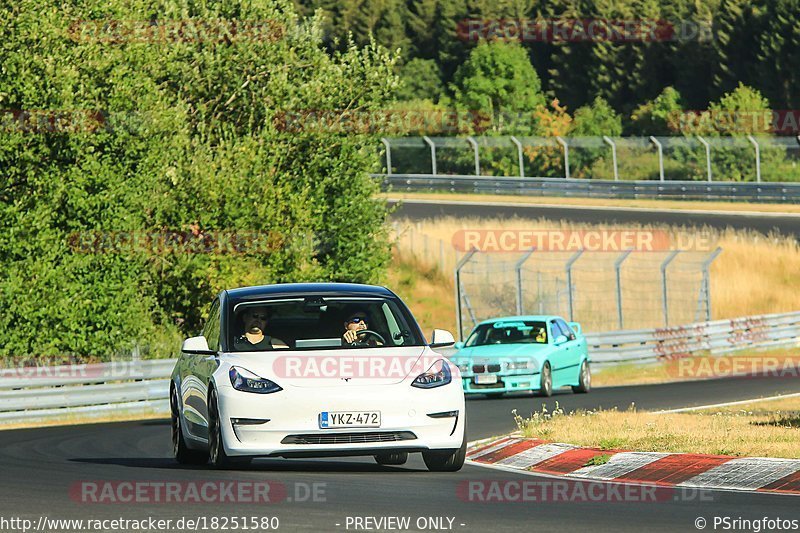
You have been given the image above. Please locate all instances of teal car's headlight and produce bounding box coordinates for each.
[505,360,532,370]
[229,366,282,394]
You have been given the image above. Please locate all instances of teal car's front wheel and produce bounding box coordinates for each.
[536,362,552,397]
[572,360,591,393]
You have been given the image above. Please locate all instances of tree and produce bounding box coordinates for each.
[629,87,684,135]
[706,83,772,135]
[451,40,545,133]
[686,84,782,181]
[569,97,622,178]
[571,97,623,137]
[396,58,445,102]
[0,0,398,358]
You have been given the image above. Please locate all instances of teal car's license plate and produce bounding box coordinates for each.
[474,374,498,385]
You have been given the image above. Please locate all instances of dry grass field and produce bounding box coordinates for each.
[385,191,800,214]
[515,395,800,458]
[391,216,800,330]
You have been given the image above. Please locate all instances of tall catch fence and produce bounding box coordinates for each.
[392,223,721,340]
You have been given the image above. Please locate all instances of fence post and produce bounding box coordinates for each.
[422,135,437,176]
[565,249,584,321]
[381,137,393,176]
[660,250,680,326]
[747,135,761,183]
[603,135,618,181]
[537,271,543,314]
[697,136,712,182]
[455,248,478,341]
[510,136,525,177]
[556,136,570,179]
[701,247,722,321]
[614,249,633,329]
[650,136,665,181]
[466,136,480,176]
[514,248,537,315]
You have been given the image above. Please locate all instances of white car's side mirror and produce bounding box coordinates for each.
[182,335,215,355]
[430,329,456,348]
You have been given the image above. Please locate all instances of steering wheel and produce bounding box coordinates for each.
[349,329,386,346]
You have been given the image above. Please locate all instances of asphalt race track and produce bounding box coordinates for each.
[389,199,800,240]
[1,374,799,532]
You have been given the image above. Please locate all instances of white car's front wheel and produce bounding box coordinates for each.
[422,432,466,472]
[171,387,208,465]
[208,388,251,469]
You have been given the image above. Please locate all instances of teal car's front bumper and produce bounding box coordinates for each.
[461,372,541,394]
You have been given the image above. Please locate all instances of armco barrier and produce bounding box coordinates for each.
[1,311,798,426]
[378,174,800,202]
[586,311,800,365]
[0,359,175,425]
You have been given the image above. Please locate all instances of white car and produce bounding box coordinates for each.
[170,283,466,471]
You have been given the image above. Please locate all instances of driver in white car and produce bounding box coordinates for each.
[342,309,382,346]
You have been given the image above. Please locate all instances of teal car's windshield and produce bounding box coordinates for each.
[465,321,548,347]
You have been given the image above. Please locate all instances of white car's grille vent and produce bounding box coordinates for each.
[281,431,417,445]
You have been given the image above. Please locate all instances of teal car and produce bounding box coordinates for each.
[452,315,590,398]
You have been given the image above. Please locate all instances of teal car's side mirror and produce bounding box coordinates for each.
[454,341,464,350]
[554,334,568,345]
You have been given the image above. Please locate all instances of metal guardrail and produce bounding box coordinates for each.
[0,359,175,425]
[378,174,800,202]
[587,311,800,365]
[1,311,797,426]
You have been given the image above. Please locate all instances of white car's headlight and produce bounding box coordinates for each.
[411,360,452,389]
[229,366,282,394]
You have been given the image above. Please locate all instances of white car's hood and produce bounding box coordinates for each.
[222,346,439,387]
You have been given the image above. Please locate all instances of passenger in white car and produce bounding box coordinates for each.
[234,307,288,350]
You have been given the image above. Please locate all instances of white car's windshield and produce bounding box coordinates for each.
[227,296,424,351]
[465,321,548,347]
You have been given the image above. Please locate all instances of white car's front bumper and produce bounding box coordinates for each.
[214,378,465,457]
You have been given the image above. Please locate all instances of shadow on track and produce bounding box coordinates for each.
[69,457,426,473]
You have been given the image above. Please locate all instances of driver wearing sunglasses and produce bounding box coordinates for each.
[342,310,383,346]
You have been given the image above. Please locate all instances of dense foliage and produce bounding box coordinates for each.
[0,0,398,358]
[298,0,800,117]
